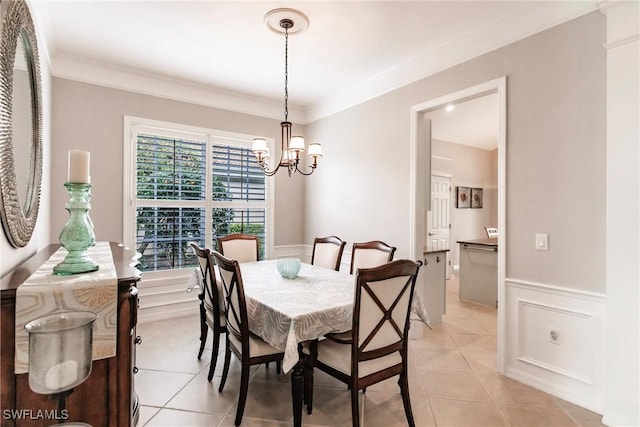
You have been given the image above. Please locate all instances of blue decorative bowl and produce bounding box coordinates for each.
[277,258,301,279]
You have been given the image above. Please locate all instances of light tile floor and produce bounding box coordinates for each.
[135,276,606,427]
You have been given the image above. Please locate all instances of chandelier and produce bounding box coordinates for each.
[252,9,322,177]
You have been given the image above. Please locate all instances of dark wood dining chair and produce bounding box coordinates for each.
[307,259,423,427]
[211,250,285,427]
[189,242,227,381]
[349,240,397,274]
[217,233,259,263]
[311,236,346,271]
[216,233,281,373]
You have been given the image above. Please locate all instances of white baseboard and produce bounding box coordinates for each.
[504,278,606,414]
[138,300,199,323]
[271,244,308,261]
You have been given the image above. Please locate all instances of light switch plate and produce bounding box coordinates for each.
[535,233,549,251]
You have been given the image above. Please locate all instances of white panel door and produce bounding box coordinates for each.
[428,175,452,277]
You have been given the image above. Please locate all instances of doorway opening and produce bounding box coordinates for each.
[409,77,506,373]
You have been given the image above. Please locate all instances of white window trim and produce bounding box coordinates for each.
[122,115,275,263]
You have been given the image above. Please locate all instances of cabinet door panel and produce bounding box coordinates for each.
[423,252,447,324]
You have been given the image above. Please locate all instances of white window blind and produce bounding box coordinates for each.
[131,125,268,272]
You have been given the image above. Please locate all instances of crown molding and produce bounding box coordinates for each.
[51,54,307,124]
[306,1,597,122]
[597,0,636,14]
[44,1,597,125]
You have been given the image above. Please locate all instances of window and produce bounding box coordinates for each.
[124,118,271,272]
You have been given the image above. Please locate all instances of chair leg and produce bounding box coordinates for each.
[265,360,282,373]
[234,363,251,426]
[350,387,360,427]
[399,373,416,427]
[218,346,232,392]
[197,305,208,360]
[207,331,221,381]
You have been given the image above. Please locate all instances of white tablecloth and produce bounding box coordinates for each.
[187,259,431,373]
[14,242,118,373]
[241,261,353,372]
[239,260,430,373]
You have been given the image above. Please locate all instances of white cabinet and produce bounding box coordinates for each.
[422,250,447,324]
[411,250,447,339]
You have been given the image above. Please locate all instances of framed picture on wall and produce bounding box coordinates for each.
[471,188,483,208]
[456,186,470,208]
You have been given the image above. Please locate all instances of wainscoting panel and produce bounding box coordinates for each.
[137,269,199,323]
[517,300,594,383]
[505,279,606,413]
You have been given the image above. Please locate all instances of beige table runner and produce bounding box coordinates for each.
[14,242,118,374]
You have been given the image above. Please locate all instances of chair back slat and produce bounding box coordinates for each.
[190,242,221,317]
[195,252,208,275]
[311,236,346,271]
[358,275,413,353]
[211,251,249,350]
[218,234,259,263]
[350,241,397,274]
[352,260,421,363]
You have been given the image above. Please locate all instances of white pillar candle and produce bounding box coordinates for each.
[68,150,90,184]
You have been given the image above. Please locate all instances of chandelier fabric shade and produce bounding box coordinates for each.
[252,9,321,177]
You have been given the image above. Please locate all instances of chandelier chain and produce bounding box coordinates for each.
[284,28,289,122]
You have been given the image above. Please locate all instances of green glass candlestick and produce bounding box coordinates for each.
[53,183,99,276]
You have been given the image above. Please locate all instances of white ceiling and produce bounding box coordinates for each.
[29,0,596,145]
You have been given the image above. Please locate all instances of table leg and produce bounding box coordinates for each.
[291,361,304,427]
[304,363,314,414]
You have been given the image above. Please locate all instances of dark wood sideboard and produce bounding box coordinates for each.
[1,242,141,426]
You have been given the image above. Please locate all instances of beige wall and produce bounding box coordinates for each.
[0,4,52,276]
[305,11,606,293]
[304,93,413,258]
[432,139,497,267]
[49,78,305,248]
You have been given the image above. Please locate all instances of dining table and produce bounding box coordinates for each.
[236,259,352,426]
[228,258,430,427]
